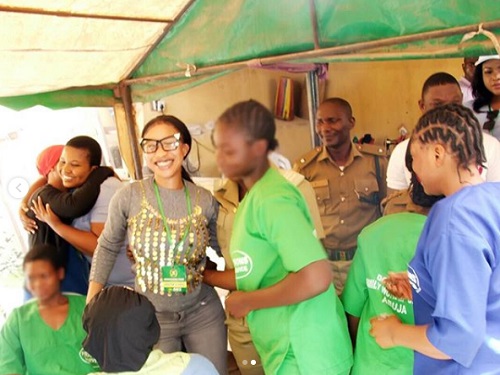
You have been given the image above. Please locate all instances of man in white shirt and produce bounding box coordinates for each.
[387,72,500,193]
[459,57,478,104]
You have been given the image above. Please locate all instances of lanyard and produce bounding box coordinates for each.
[153,180,192,263]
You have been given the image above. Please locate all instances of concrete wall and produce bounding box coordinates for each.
[143,58,464,177]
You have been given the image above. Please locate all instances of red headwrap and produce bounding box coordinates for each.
[36,145,64,177]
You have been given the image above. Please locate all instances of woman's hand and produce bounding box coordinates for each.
[369,314,401,348]
[384,271,412,300]
[225,291,252,318]
[19,203,37,233]
[126,245,136,264]
[31,196,62,228]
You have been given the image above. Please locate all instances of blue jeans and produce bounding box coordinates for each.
[60,246,90,295]
[156,285,227,375]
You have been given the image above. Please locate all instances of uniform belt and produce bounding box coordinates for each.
[325,247,357,261]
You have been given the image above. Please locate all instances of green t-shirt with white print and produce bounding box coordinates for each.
[342,212,425,375]
[231,168,353,375]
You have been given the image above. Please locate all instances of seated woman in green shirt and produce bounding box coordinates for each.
[0,244,99,375]
[209,99,353,375]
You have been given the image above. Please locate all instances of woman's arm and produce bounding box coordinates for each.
[52,220,103,255]
[31,197,103,256]
[203,269,236,291]
[87,183,132,295]
[19,177,47,233]
[225,259,332,318]
[86,281,105,304]
[370,315,450,359]
[34,167,114,219]
[346,313,360,347]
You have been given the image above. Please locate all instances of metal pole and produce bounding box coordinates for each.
[308,0,320,50]
[0,4,174,23]
[125,20,500,85]
[118,84,143,180]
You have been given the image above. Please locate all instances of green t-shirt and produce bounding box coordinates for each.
[341,212,426,375]
[231,168,353,375]
[0,294,99,375]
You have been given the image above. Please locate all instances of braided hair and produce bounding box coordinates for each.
[405,142,444,208]
[217,100,278,151]
[412,104,485,176]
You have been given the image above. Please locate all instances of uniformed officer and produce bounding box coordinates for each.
[293,97,387,294]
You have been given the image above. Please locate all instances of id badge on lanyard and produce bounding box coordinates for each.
[161,265,188,294]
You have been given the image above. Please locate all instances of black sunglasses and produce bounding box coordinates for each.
[483,110,499,132]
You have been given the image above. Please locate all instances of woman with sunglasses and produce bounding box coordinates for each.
[86,115,227,375]
[467,55,500,140]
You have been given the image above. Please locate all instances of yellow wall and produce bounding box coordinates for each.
[143,58,464,177]
[326,58,463,142]
[146,69,305,124]
[143,68,311,176]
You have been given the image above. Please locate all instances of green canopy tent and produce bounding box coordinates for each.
[0,0,499,176]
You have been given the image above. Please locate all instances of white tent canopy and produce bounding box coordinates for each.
[0,0,191,97]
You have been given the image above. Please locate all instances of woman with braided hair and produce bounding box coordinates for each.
[370,104,500,374]
[212,100,353,375]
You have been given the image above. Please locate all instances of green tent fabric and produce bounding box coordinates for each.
[0,88,115,111]
[0,0,499,110]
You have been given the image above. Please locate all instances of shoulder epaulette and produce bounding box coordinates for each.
[293,146,322,171]
[279,169,305,186]
[355,143,387,157]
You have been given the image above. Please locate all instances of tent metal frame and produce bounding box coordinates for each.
[125,20,500,86]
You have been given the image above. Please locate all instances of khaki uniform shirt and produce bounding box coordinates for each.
[215,169,325,269]
[293,143,388,251]
[382,189,431,216]
[214,179,239,269]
